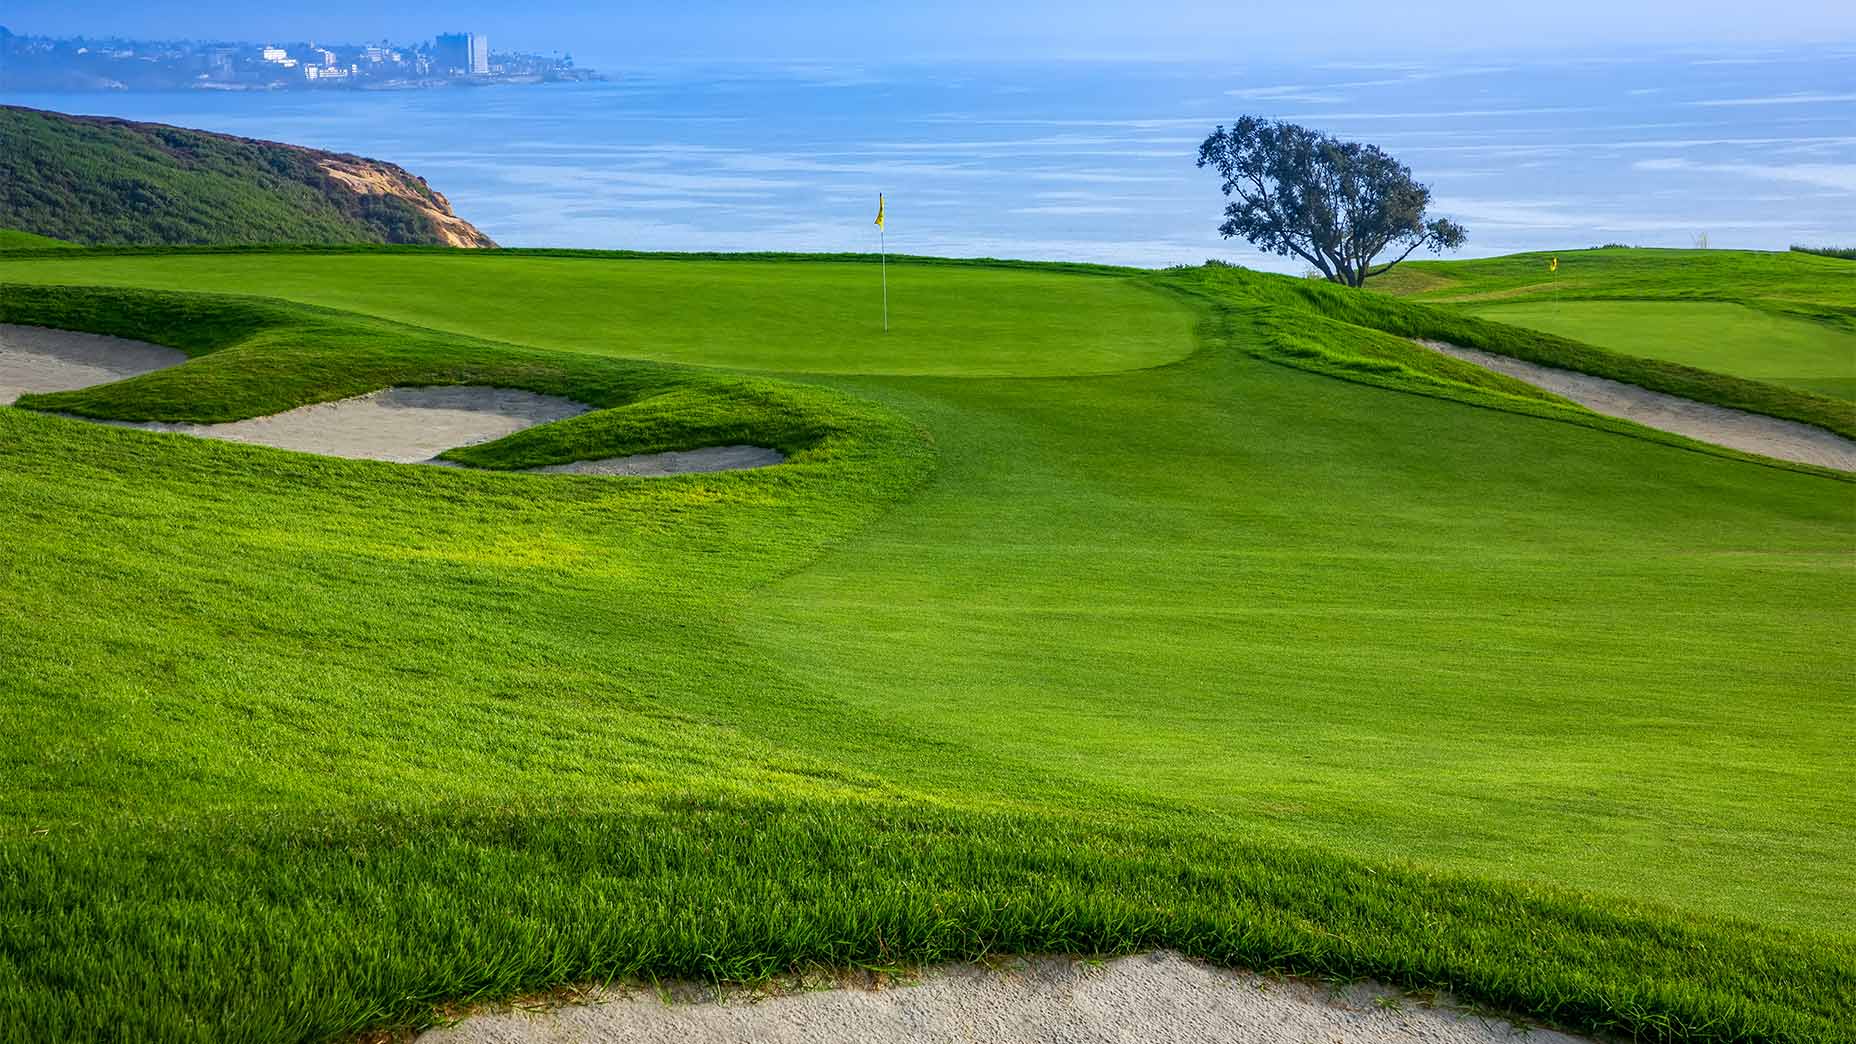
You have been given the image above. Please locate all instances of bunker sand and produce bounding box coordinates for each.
[96,385,591,464]
[0,324,185,405]
[418,951,1591,1044]
[1416,339,1856,471]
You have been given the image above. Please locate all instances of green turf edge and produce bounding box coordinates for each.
[0,241,1143,276]
[6,795,1853,1044]
[1389,248,1854,309]
[1154,264,1856,442]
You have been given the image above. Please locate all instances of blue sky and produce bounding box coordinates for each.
[6,1,1855,62]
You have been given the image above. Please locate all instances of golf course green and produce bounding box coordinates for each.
[1382,246,1856,402]
[1,246,1852,1043]
[1467,301,1856,401]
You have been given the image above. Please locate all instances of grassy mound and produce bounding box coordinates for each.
[0,227,73,250]
[2,254,1852,1042]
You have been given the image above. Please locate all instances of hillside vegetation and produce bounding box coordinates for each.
[0,106,496,247]
[1,249,1851,1043]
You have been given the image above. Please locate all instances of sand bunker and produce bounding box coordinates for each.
[528,444,785,476]
[1,324,784,476]
[0,324,186,405]
[1416,339,1856,471]
[418,951,1590,1044]
[96,386,591,464]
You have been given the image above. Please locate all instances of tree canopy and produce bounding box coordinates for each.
[1198,117,1466,287]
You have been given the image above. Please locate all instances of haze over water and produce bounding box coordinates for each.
[8,45,1853,269]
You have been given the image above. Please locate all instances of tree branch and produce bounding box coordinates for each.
[1361,233,1432,282]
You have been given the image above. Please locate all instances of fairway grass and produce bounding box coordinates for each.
[2,252,1853,1042]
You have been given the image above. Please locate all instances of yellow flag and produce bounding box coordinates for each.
[874,194,885,229]
[1549,256,1559,273]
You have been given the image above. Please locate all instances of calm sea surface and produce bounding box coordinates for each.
[8,47,1853,269]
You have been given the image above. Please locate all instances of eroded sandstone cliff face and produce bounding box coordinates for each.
[314,155,497,248]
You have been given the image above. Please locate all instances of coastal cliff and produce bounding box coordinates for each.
[0,106,497,248]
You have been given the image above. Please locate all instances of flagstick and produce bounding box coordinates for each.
[880,226,889,333]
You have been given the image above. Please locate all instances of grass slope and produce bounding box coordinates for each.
[0,106,491,247]
[1,255,1852,1042]
[0,228,74,250]
[1379,247,1856,419]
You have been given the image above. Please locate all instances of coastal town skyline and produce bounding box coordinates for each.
[0,28,596,91]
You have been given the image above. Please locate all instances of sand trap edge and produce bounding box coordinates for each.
[521,445,786,476]
[1414,339,1856,472]
[0,324,188,406]
[415,950,1593,1044]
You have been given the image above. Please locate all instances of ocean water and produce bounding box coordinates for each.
[7,46,1853,270]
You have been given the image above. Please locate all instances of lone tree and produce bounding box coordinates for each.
[1197,117,1466,287]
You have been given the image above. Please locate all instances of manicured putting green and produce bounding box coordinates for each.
[1471,300,1856,401]
[0,253,1196,377]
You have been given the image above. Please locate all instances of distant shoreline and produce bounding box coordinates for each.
[0,29,599,94]
[5,75,604,95]
[137,75,601,95]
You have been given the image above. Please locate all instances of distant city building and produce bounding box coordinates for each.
[313,48,336,67]
[260,46,287,62]
[435,32,489,76]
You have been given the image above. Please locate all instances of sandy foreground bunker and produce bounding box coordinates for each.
[1,324,785,475]
[416,951,1592,1044]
